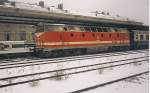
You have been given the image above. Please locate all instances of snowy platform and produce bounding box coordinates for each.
[0,48,33,59]
[0,48,31,54]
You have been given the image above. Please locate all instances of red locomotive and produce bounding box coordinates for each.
[34,24,139,57]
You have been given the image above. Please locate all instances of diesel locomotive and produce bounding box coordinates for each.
[34,24,149,57]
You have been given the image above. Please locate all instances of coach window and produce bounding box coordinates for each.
[140,35,144,40]
[146,35,149,40]
[20,32,26,40]
[5,32,11,41]
[135,35,138,40]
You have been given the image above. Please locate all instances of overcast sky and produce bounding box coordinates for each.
[12,0,149,25]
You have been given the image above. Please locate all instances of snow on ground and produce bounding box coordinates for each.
[0,59,148,93]
[84,73,149,93]
[0,51,147,78]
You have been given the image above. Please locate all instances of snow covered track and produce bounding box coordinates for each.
[70,71,149,93]
[0,49,148,69]
[0,49,148,89]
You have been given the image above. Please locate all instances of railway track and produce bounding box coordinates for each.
[0,54,148,88]
[0,49,148,64]
[0,49,148,79]
[0,49,148,68]
[70,71,149,93]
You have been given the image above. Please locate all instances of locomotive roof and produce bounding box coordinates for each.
[0,6,146,28]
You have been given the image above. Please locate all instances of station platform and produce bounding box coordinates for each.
[0,48,34,59]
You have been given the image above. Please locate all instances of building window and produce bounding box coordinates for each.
[20,32,26,40]
[5,32,11,41]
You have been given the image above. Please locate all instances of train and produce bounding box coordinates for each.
[34,24,149,57]
[0,6,148,57]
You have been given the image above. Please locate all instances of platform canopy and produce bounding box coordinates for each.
[0,6,148,30]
